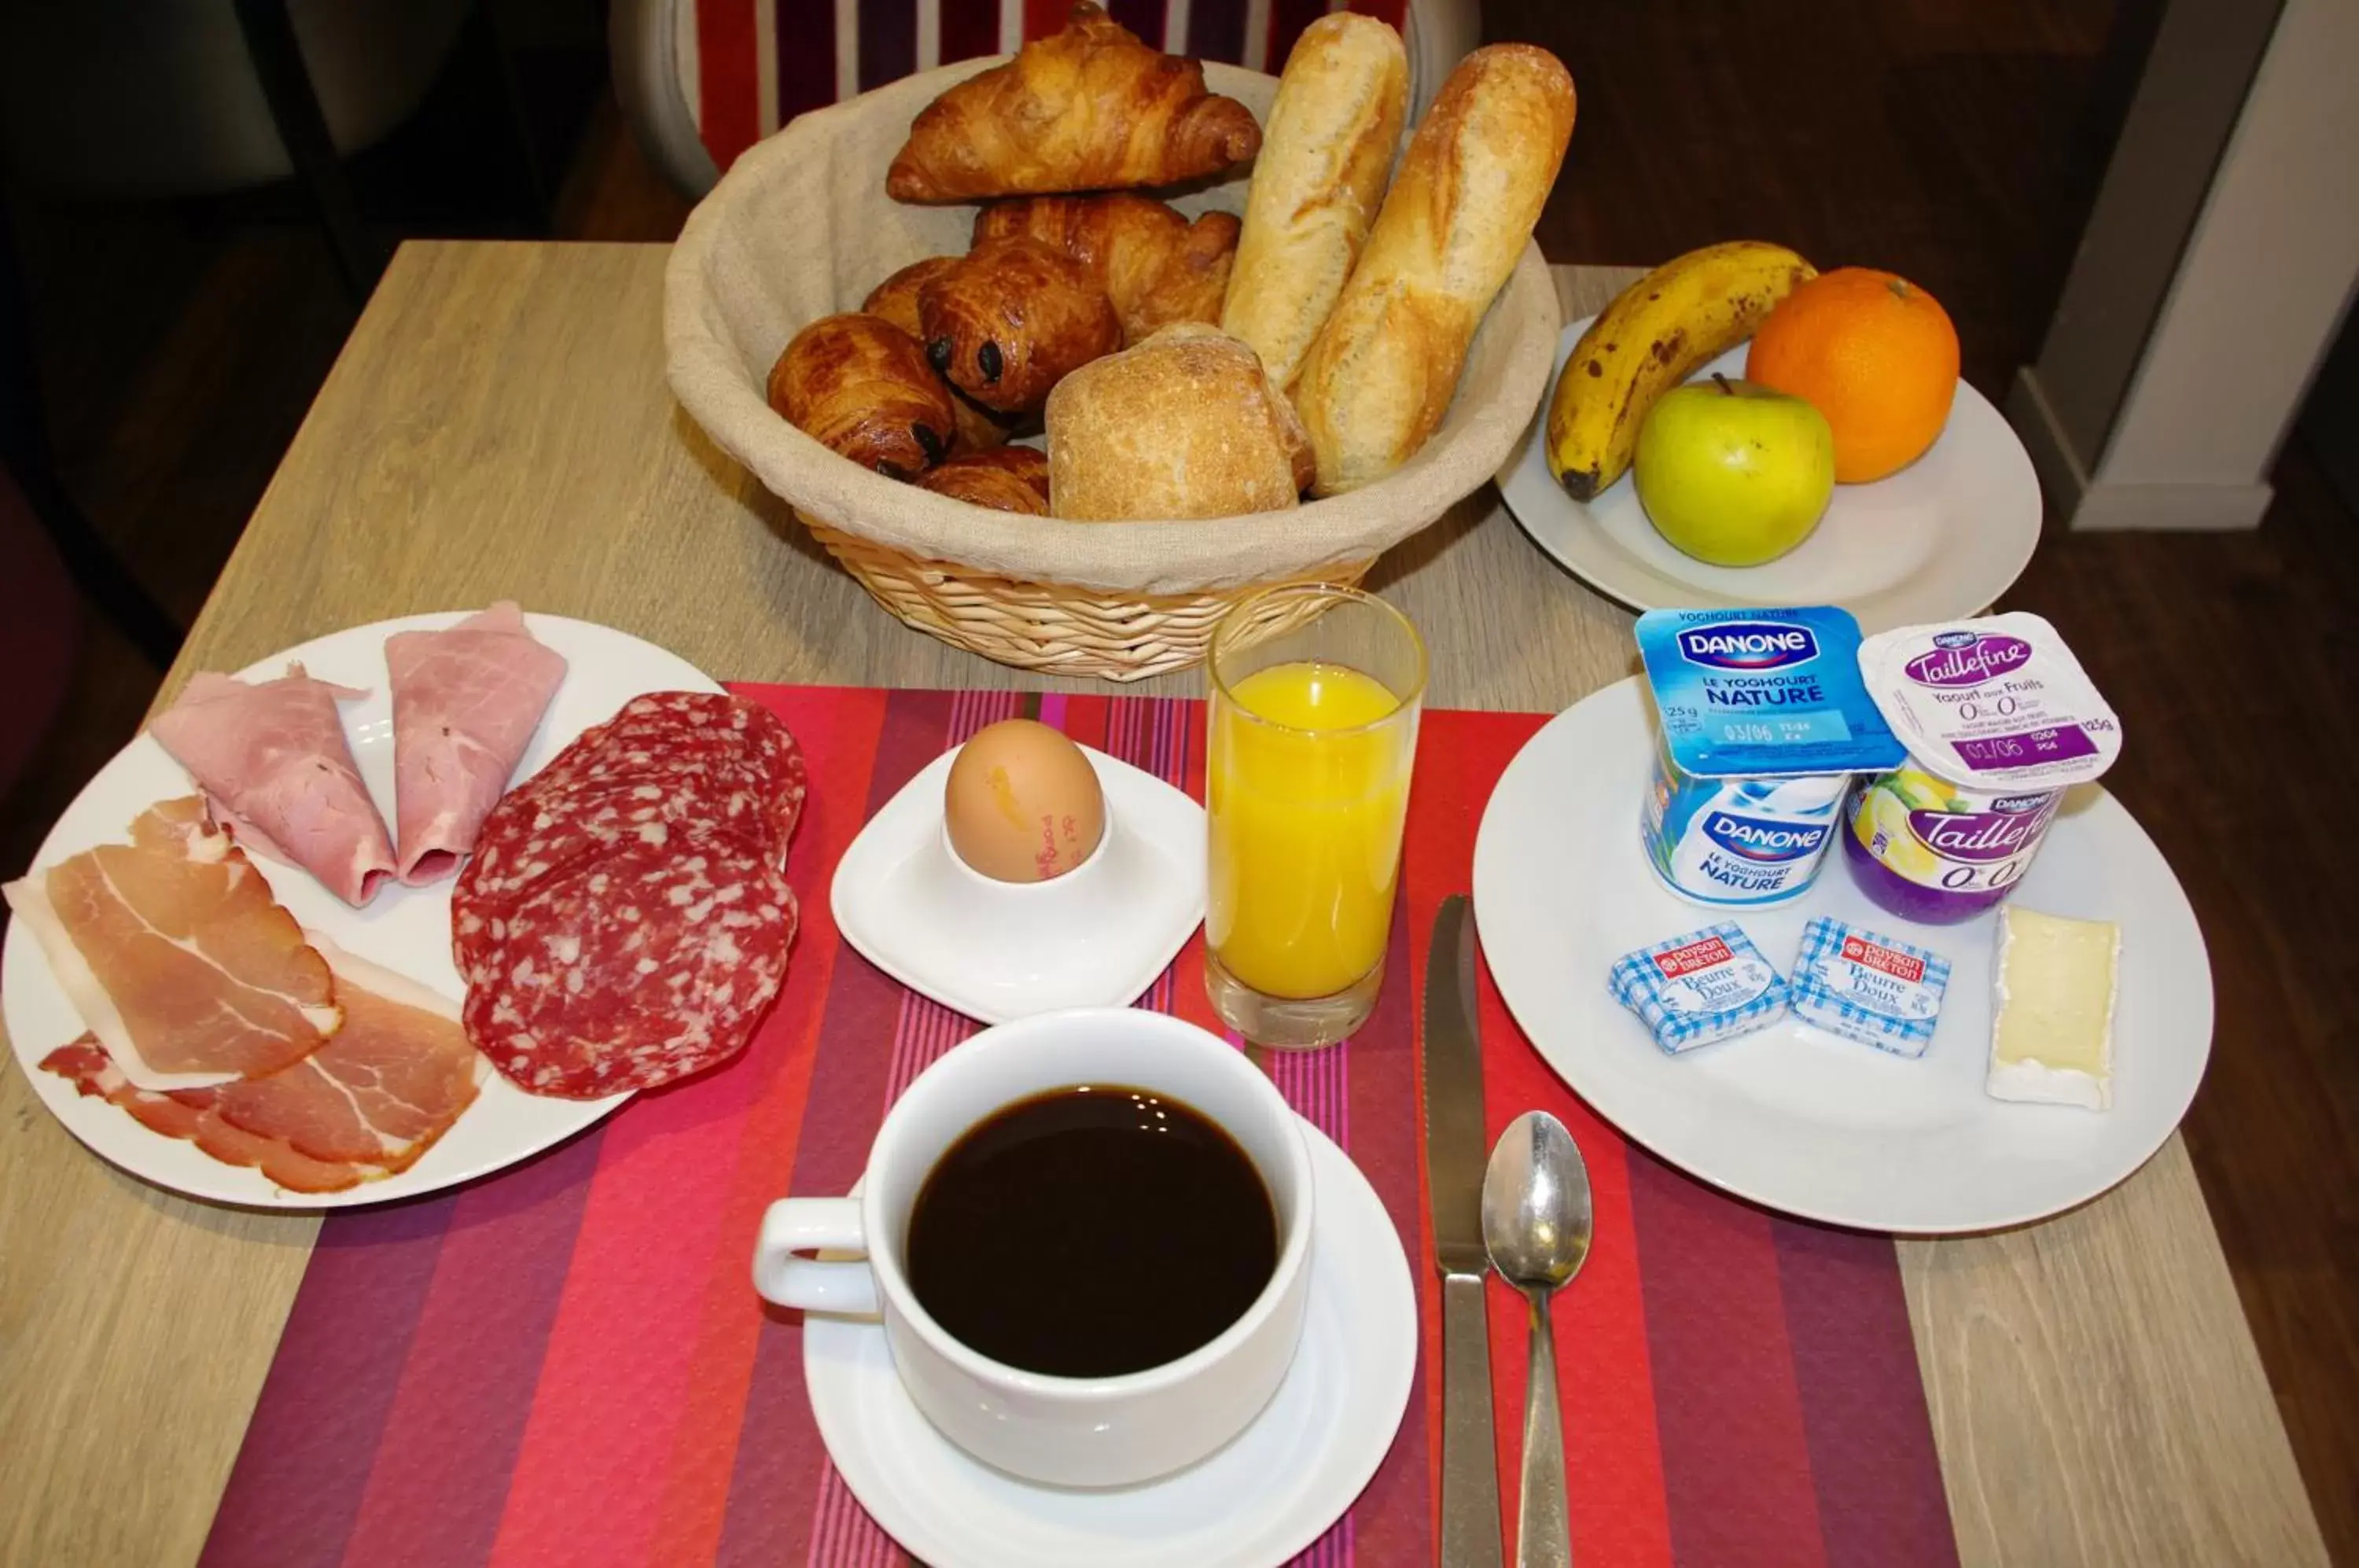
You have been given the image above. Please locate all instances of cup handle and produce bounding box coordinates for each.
[752,1198,879,1317]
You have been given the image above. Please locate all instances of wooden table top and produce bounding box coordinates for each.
[0,241,2327,1567]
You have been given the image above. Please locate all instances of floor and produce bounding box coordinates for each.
[3,2,2351,1559]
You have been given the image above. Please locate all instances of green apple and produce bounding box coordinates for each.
[1633,375,1835,566]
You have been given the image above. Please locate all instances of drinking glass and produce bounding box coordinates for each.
[1204,584,1426,1049]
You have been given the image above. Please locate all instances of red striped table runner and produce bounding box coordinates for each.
[198,685,1956,1568]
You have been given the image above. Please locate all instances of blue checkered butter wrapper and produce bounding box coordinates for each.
[1790,916,1951,1057]
[1608,923,1790,1055]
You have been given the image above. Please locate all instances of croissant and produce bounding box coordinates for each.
[864,258,1021,453]
[917,238,1123,414]
[886,3,1262,203]
[917,446,1052,514]
[974,194,1241,344]
[767,312,956,480]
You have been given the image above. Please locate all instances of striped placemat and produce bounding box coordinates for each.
[198,686,1956,1568]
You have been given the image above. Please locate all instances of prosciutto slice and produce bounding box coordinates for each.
[4,797,340,1089]
[150,664,396,906]
[385,602,567,885]
[39,937,484,1194]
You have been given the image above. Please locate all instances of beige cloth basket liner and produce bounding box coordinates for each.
[664,57,1560,599]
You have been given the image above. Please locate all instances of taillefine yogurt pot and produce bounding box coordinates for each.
[1844,613,2122,923]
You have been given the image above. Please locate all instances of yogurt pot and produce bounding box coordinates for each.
[1845,613,2123,924]
[1635,607,1907,910]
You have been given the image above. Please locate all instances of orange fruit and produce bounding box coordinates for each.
[1745,268,1960,484]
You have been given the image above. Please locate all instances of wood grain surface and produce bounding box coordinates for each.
[0,242,2324,1567]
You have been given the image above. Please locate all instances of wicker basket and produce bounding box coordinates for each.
[665,58,1559,682]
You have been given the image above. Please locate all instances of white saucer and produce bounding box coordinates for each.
[1471,677,2213,1233]
[830,745,1206,1025]
[801,1121,1416,1568]
[1496,317,2042,634]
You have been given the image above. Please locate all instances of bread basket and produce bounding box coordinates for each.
[665,57,1560,682]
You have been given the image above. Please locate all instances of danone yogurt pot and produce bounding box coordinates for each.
[1636,607,1906,910]
[1844,612,2123,923]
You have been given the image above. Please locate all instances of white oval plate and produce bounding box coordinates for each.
[803,1121,1417,1568]
[1497,317,2043,634]
[1471,678,2212,1234]
[2,612,727,1209]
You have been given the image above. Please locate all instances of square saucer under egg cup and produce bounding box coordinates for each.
[830,745,1207,1025]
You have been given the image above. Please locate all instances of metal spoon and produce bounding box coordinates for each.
[1481,1110,1593,1568]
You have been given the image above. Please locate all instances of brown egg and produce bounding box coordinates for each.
[944,719,1106,882]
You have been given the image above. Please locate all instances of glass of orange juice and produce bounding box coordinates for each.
[1205,584,1426,1049]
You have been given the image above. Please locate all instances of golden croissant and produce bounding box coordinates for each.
[767,313,956,480]
[886,3,1261,202]
[974,193,1240,344]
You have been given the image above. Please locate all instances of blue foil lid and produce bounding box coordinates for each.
[1636,606,1906,778]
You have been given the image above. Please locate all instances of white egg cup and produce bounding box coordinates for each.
[830,745,1208,1025]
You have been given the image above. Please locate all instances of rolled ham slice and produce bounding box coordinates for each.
[39,940,484,1194]
[150,662,396,905]
[385,602,567,885]
[3,797,341,1089]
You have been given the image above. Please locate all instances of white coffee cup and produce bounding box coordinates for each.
[752,1006,1314,1489]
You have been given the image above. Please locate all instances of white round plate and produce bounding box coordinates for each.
[2,611,726,1209]
[1471,678,2212,1234]
[1497,317,2043,634]
[803,1121,1417,1568]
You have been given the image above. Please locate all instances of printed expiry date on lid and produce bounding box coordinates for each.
[1609,922,1790,1055]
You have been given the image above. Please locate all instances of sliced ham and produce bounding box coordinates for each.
[149,664,396,906]
[4,797,340,1090]
[40,1038,371,1192]
[38,938,484,1194]
[385,602,568,886]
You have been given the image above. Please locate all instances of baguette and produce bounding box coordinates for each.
[1291,45,1576,495]
[1219,13,1408,392]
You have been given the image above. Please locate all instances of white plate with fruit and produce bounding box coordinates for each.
[1497,247,2042,635]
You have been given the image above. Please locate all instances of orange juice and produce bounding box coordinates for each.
[1207,661,1417,1000]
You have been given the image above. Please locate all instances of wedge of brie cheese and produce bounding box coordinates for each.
[1987,906,2120,1109]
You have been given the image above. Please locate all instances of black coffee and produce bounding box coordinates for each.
[905,1084,1278,1378]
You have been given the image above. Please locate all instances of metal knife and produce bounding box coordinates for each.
[1422,894,1503,1568]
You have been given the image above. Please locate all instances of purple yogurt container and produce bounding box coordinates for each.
[1844,615,2122,925]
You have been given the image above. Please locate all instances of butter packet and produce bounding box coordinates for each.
[1609,923,1790,1055]
[1790,917,1950,1058]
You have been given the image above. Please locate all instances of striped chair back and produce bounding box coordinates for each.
[681,1,1417,179]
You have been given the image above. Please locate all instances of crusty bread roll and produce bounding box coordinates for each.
[1220,13,1408,392]
[1291,45,1576,495]
[1046,325,1313,520]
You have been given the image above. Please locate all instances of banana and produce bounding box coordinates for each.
[1545,241,1818,502]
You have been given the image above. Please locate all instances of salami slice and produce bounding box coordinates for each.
[450,690,808,1096]
[593,693,807,849]
[462,837,797,1098]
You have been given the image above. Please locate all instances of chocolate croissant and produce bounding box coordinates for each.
[974,194,1241,345]
[862,257,959,340]
[917,238,1122,415]
[917,446,1052,514]
[767,312,956,480]
[864,258,1021,453]
[886,3,1262,202]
